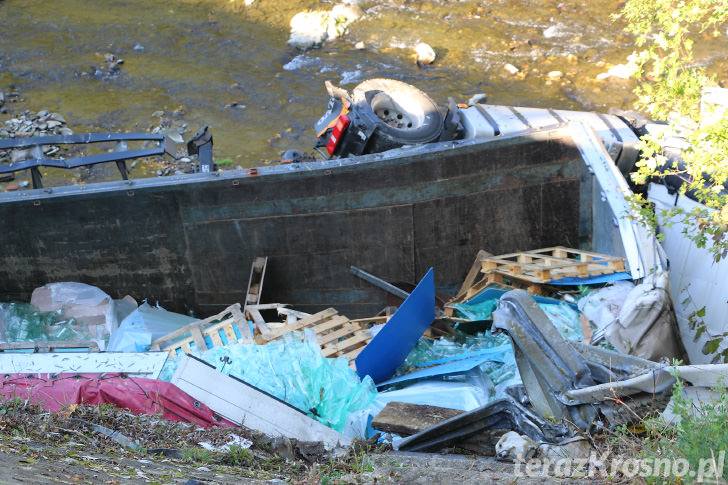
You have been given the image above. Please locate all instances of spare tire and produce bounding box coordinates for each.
[352,79,443,153]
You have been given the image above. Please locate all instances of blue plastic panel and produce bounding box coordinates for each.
[355,268,435,384]
[375,345,511,388]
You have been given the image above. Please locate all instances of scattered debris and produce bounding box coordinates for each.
[0,240,724,470]
[495,431,538,461]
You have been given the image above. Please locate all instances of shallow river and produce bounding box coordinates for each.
[1,0,727,172]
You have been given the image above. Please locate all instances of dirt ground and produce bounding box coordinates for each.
[0,446,609,484]
[0,402,610,484]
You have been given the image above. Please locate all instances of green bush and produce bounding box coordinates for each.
[638,372,728,482]
[617,0,728,262]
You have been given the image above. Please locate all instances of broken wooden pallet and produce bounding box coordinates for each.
[262,308,372,367]
[244,303,311,340]
[480,246,625,283]
[150,303,253,357]
[444,270,550,317]
[244,256,267,307]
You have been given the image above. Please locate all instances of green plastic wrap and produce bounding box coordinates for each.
[393,331,518,387]
[392,300,584,397]
[159,329,377,433]
[0,302,89,343]
[451,299,583,342]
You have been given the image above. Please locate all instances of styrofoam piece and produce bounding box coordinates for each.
[0,351,168,378]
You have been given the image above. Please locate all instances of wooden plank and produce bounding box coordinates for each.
[350,316,388,325]
[371,401,464,437]
[0,351,168,378]
[340,345,366,362]
[246,308,270,336]
[321,332,371,357]
[222,324,239,345]
[455,249,492,299]
[317,323,362,346]
[444,269,548,316]
[262,308,339,341]
[171,355,351,451]
[309,315,351,335]
[230,303,253,343]
[152,303,255,355]
[277,308,311,320]
[208,330,223,347]
[190,326,207,352]
[245,303,288,311]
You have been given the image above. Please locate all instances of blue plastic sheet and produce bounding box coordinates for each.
[107,302,197,352]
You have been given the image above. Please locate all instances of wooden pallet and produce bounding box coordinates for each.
[444,271,548,316]
[480,246,625,283]
[150,303,254,357]
[262,308,372,367]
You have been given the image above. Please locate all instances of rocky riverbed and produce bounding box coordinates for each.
[2,0,726,172]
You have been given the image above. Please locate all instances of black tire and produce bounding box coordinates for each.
[352,79,442,152]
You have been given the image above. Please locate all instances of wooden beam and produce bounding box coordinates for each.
[372,401,464,437]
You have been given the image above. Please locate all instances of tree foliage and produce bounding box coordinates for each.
[616,0,728,261]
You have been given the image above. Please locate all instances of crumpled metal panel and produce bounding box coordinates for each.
[397,396,568,452]
[492,290,668,430]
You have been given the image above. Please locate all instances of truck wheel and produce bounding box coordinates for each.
[352,78,442,152]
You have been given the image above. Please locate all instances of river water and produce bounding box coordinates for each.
[1,0,727,172]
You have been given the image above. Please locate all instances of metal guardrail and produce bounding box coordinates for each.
[0,127,214,189]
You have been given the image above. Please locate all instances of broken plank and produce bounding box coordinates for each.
[229,303,254,343]
[246,307,271,336]
[455,249,493,299]
[244,256,268,306]
[262,308,339,341]
[171,355,351,451]
[372,401,464,437]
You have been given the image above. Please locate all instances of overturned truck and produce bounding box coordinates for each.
[0,79,660,319]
